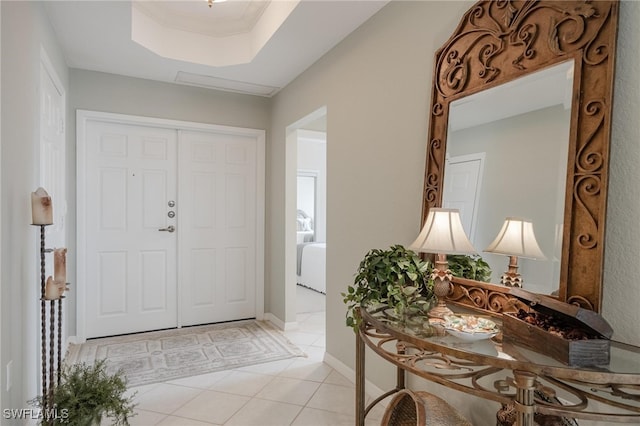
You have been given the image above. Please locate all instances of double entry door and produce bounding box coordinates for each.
[78,113,263,339]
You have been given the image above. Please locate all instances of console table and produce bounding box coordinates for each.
[355,306,640,426]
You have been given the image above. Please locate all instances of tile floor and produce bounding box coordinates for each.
[128,288,384,426]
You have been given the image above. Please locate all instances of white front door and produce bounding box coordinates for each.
[84,121,178,338]
[442,153,485,242]
[78,112,264,340]
[178,130,257,326]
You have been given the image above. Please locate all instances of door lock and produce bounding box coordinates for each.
[168,211,175,218]
[168,201,175,207]
[158,225,175,233]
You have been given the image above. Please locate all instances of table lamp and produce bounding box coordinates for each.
[484,217,546,287]
[410,208,476,318]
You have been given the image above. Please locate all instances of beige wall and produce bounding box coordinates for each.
[270,0,640,423]
[603,0,640,347]
[1,0,70,412]
[269,0,474,394]
[69,70,270,130]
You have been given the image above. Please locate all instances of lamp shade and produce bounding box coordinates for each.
[484,217,546,259]
[410,208,476,254]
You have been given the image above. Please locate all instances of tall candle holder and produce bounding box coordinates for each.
[32,225,67,418]
[31,187,68,422]
[38,225,50,412]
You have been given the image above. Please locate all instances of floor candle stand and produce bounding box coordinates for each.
[35,224,64,416]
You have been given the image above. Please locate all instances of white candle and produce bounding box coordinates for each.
[54,248,67,285]
[31,187,53,225]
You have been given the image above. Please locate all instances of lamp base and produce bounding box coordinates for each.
[500,272,523,287]
[428,300,453,319]
[500,256,523,287]
[429,256,454,318]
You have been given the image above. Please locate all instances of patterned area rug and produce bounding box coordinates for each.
[66,320,306,387]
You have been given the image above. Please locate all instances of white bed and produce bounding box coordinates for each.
[297,230,314,244]
[296,242,326,294]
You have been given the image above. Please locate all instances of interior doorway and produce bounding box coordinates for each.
[296,131,326,314]
[285,107,327,326]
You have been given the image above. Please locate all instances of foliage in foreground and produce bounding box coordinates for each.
[31,359,137,425]
[342,245,434,332]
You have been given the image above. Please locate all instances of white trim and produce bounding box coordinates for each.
[255,126,266,324]
[285,130,299,323]
[287,107,327,131]
[296,129,326,144]
[297,170,319,178]
[76,114,88,342]
[264,312,298,331]
[323,352,386,399]
[76,109,266,341]
[77,109,265,136]
[176,130,183,329]
[40,47,65,99]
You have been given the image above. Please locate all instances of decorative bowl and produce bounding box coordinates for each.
[443,314,499,341]
[444,328,498,341]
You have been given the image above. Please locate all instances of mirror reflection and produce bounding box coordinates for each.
[297,173,316,243]
[443,61,574,295]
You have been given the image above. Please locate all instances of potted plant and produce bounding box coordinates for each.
[342,245,434,331]
[447,254,492,282]
[31,359,137,425]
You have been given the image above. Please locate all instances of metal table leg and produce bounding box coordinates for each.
[513,370,536,426]
[356,329,365,426]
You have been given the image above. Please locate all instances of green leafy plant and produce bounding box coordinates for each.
[31,359,137,425]
[447,254,492,282]
[342,245,434,331]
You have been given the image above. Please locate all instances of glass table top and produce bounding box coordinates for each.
[361,305,640,378]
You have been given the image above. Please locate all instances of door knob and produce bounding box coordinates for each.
[158,225,175,233]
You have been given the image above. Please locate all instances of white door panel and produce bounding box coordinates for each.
[179,131,257,326]
[40,58,66,248]
[97,251,127,315]
[85,121,177,338]
[443,153,485,243]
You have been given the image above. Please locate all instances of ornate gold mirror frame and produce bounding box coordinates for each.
[422,0,619,313]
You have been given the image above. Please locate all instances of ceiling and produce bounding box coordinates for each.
[43,0,389,97]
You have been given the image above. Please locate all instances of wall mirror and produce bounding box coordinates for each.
[421,0,619,312]
[444,60,573,295]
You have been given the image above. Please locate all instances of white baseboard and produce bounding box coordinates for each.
[323,351,385,399]
[263,312,298,331]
